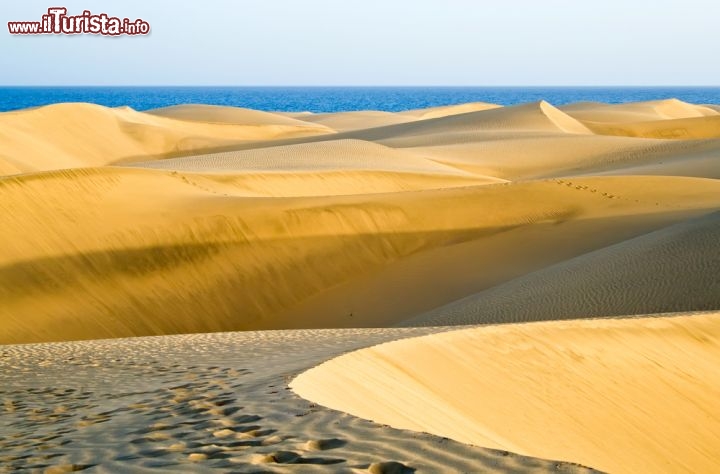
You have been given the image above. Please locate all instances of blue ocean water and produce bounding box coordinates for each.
[0,86,718,113]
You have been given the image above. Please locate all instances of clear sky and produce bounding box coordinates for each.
[1,0,718,86]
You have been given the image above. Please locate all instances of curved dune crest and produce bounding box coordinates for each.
[147,103,333,130]
[265,101,598,151]
[285,102,503,132]
[0,103,331,175]
[373,100,593,138]
[0,328,601,473]
[399,101,501,119]
[563,98,720,122]
[288,110,417,132]
[292,311,720,474]
[537,100,594,134]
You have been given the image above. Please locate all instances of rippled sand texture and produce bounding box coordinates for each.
[0,99,719,343]
[0,328,599,473]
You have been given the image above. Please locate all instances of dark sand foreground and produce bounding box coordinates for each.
[1,328,599,473]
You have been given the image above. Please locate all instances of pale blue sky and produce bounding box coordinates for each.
[1,0,718,85]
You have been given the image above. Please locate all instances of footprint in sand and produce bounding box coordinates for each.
[367,461,415,474]
[301,438,347,451]
[249,450,300,464]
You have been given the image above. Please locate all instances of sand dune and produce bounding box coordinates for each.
[287,110,417,131]
[1,99,720,344]
[1,98,719,472]
[126,138,499,197]
[222,101,595,154]
[148,103,336,130]
[160,99,720,161]
[406,210,720,326]
[402,131,720,180]
[583,115,720,139]
[1,168,718,344]
[264,178,720,330]
[284,102,502,132]
[562,98,719,122]
[348,101,593,145]
[404,134,658,179]
[398,101,501,119]
[128,138,475,176]
[401,116,713,182]
[292,311,720,474]
[0,103,331,175]
[574,137,720,179]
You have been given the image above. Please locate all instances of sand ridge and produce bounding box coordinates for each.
[0,103,332,175]
[561,98,719,122]
[274,102,501,132]
[147,104,336,130]
[292,311,720,474]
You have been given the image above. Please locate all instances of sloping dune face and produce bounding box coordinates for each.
[291,312,720,474]
[347,100,593,143]
[398,101,501,119]
[0,98,719,344]
[406,210,720,326]
[277,102,501,132]
[147,103,334,129]
[562,98,719,122]
[563,99,720,139]
[0,103,331,174]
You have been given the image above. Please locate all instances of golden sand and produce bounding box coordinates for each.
[1,98,718,472]
[0,99,718,343]
[293,312,720,474]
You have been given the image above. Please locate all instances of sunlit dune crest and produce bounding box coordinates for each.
[293,311,720,474]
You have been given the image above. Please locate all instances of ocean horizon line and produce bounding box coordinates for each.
[2,84,720,88]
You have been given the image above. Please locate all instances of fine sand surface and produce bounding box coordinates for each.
[1,98,719,472]
[0,103,330,175]
[406,210,720,327]
[292,311,720,474]
[0,328,599,473]
[1,99,719,343]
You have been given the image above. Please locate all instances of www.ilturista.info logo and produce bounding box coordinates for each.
[8,8,150,36]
